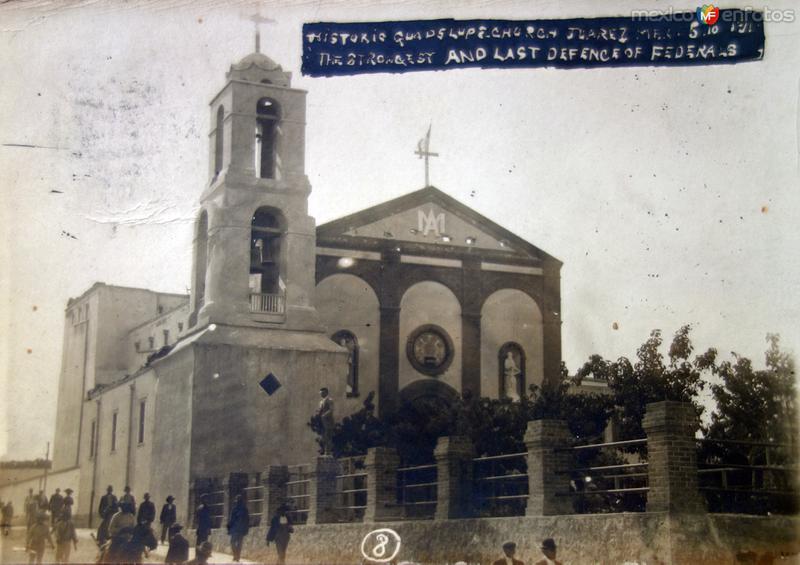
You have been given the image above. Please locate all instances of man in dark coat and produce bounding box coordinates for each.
[97,485,118,546]
[226,495,250,562]
[159,496,177,544]
[266,504,293,565]
[53,507,78,563]
[1,500,13,535]
[120,486,136,514]
[164,523,189,564]
[98,486,117,520]
[137,492,156,526]
[194,495,213,547]
[36,491,48,512]
[124,519,158,563]
[63,488,74,510]
[187,541,213,565]
[24,489,37,530]
[48,488,64,526]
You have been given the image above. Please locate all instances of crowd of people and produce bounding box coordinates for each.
[193,492,293,564]
[5,484,562,564]
[2,487,80,564]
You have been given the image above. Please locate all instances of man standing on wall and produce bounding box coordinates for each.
[317,387,335,456]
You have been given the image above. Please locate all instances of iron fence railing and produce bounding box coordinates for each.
[242,484,264,527]
[557,438,649,513]
[472,452,528,517]
[697,438,798,514]
[396,463,438,520]
[334,456,367,522]
[286,465,311,525]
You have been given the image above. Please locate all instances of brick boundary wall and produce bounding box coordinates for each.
[205,512,799,564]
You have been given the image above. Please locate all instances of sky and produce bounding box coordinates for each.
[1,0,798,460]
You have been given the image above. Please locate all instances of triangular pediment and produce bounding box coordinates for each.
[317,186,560,264]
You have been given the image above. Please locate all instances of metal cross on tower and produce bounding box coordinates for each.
[249,13,276,53]
[415,124,439,187]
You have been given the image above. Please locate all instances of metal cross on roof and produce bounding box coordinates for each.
[415,124,439,187]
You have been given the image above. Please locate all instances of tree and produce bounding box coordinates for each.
[578,325,714,441]
[706,334,796,446]
[309,366,614,464]
[700,334,797,514]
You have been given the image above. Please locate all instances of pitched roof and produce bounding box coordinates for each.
[317,185,561,265]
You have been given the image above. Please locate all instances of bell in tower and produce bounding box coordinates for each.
[188,47,321,332]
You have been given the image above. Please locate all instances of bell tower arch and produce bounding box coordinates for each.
[190,51,320,331]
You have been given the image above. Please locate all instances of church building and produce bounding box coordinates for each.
[50,49,562,526]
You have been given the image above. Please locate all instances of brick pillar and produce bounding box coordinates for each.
[308,456,340,524]
[434,436,474,519]
[262,465,288,524]
[364,447,401,522]
[524,420,573,516]
[643,401,705,513]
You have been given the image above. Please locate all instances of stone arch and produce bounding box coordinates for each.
[214,105,224,175]
[480,289,543,398]
[399,378,460,407]
[250,207,286,301]
[256,97,280,179]
[399,281,462,393]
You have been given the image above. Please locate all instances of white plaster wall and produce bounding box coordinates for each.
[315,274,380,411]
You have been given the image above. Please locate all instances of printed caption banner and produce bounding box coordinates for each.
[302,10,765,76]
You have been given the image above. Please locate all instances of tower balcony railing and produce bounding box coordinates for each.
[249,292,286,314]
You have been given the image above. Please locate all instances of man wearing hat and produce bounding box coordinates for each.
[159,495,177,544]
[137,492,156,526]
[493,541,525,565]
[317,387,335,455]
[63,488,74,510]
[187,541,213,565]
[165,523,190,563]
[120,485,136,514]
[48,488,64,526]
[533,538,562,565]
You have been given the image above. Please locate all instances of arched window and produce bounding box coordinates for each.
[255,98,280,179]
[250,207,285,313]
[332,330,359,396]
[214,105,224,175]
[499,342,526,401]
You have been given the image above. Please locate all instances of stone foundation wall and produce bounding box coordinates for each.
[206,512,799,564]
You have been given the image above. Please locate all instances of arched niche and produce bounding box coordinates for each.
[480,289,543,398]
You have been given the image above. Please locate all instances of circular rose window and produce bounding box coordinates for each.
[406,324,454,376]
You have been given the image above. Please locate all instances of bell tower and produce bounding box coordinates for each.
[188,51,321,331]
